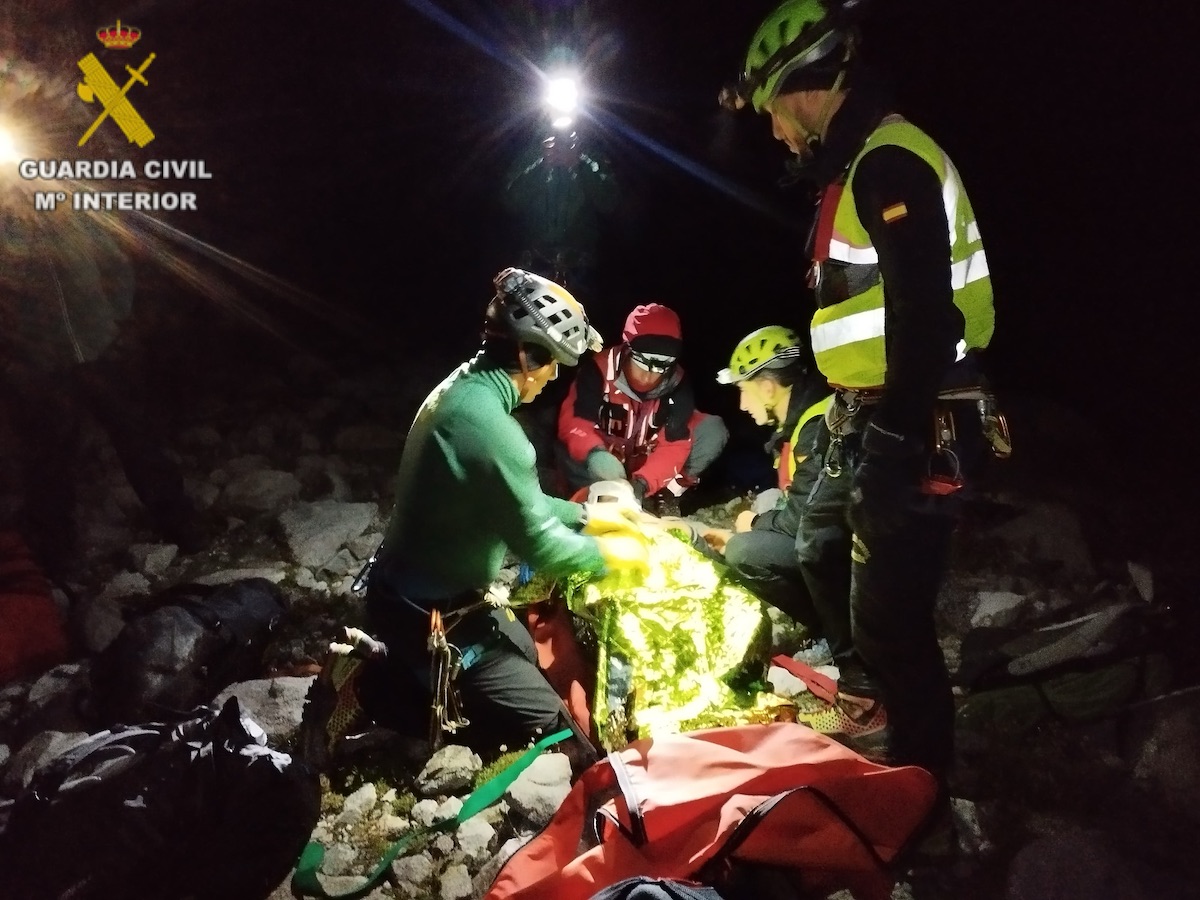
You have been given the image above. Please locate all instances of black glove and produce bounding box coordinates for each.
[848,421,923,540]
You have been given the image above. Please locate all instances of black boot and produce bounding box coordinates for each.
[645,489,681,518]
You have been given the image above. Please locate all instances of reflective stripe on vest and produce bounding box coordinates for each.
[780,395,835,487]
[811,115,995,388]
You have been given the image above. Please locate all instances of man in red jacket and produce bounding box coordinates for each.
[556,303,728,515]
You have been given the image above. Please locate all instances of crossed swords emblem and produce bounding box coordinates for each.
[76,52,156,147]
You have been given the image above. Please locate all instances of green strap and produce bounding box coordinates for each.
[290,728,574,900]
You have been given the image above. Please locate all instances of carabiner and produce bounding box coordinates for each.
[922,446,963,495]
[427,608,470,748]
[976,396,1013,459]
[823,437,844,478]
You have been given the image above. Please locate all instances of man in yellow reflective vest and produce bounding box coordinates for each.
[712,326,834,660]
[720,0,1000,788]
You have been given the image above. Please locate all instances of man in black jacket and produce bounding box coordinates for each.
[710,326,834,661]
[720,0,1000,784]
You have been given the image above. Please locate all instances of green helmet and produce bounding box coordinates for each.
[723,0,858,113]
[717,325,807,384]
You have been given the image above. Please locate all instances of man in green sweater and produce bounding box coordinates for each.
[309,268,649,775]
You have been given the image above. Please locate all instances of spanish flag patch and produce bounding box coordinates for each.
[882,202,909,223]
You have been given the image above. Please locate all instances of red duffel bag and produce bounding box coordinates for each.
[485,722,937,900]
[0,529,69,684]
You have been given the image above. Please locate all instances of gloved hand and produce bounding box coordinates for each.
[848,421,923,540]
[594,533,651,581]
[630,475,650,501]
[734,510,757,533]
[581,501,645,539]
[585,448,627,483]
[751,487,784,515]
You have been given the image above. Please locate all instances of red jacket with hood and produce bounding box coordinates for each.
[558,304,702,496]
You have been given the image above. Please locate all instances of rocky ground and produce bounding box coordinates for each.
[1,335,1198,900]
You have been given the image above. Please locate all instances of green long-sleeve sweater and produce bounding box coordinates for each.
[377,354,605,600]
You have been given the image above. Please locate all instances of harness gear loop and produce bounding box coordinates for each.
[819,383,1011,481]
[428,609,469,750]
[931,386,1013,459]
[923,446,963,495]
[920,407,964,495]
[823,387,882,477]
[933,406,957,453]
[424,591,512,749]
[976,396,1013,459]
[823,436,844,478]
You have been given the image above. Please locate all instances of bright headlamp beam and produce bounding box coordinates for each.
[403,0,527,75]
[0,125,22,165]
[400,0,796,231]
[590,105,804,233]
[545,76,579,115]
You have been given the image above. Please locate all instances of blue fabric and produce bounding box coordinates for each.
[518,562,536,587]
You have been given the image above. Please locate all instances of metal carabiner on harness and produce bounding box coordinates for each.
[350,545,380,594]
[822,391,862,478]
[922,408,964,495]
[976,395,1013,459]
[427,609,469,750]
[823,437,844,478]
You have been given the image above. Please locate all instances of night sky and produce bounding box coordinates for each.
[2,0,1192,541]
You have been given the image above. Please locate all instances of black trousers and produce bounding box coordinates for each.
[851,493,957,777]
[794,409,984,780]
[794,466,856,660]
[723,528,823,636]
[358,569,597,771]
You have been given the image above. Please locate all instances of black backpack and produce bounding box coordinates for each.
[954,600,1173,732]
[0,697,320,900]
[590,877,730,899]
[89,577,288,726]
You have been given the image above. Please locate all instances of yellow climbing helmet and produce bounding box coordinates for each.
[717,325,807,384]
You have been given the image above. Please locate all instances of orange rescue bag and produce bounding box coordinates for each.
[485,722,937,900]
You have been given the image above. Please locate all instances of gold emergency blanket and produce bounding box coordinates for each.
[517,528,793,752]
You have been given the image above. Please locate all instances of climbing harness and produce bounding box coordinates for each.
[822,387,882,477]
[425,584,515,750]
[936,387,1014,459]
[821,385,1011,482]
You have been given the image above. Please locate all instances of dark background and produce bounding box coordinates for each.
[3,0,1192,548]
[136,0,1183,407]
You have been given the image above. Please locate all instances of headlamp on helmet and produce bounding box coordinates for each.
[491,267,602,366]
[544,74,580,132]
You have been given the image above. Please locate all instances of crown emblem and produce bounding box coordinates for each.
[96,20,141,50]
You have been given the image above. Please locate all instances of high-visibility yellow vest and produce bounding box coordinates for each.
[809,115,995,388]
[779,394,834,488]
